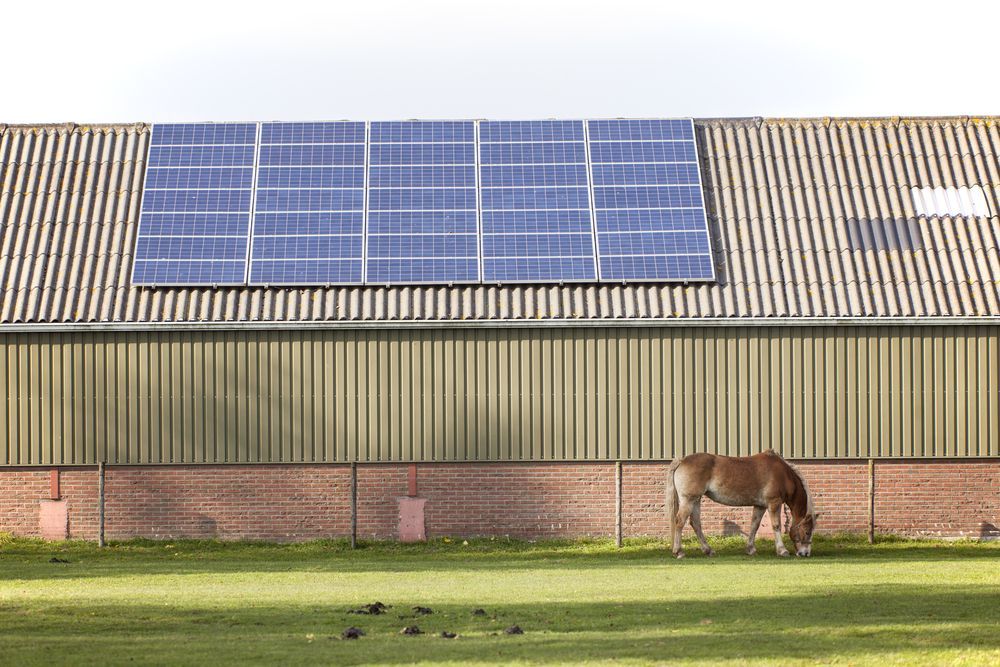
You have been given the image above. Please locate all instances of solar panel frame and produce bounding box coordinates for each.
[587,118,716,283]
[132,122,259,287]
[479,120,599,284]
[247,121,366,286]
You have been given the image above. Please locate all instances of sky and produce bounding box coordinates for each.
[3,0,997,123]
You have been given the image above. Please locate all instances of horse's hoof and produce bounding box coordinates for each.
[777,549,790,558]
[746,546,757,556]
[674,551,685,559]
[702,548,715,557]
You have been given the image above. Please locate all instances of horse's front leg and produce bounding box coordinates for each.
[746,506,765,555]
[768,502,790,557]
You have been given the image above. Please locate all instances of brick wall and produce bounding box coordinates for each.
[1,461,997,541]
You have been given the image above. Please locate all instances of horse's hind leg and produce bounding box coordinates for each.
[689,500,714,556]
[673,497,695,559]
[768,501,790,557]
[746,506,765,556]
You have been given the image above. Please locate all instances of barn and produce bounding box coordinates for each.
[1,117,998,542]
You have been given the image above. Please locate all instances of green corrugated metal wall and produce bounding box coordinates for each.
[1,326,998,466]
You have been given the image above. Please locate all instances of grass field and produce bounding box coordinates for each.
[1,534,998,666]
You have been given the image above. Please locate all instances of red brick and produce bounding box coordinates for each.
[1,461,997,541]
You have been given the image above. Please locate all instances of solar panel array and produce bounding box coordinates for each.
[133,119,714,286]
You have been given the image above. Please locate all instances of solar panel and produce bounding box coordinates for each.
[133,119,714,287]
[133,123,257,285]
[479,121,597,282]
[365,121,479,283]
[248,122,366,284]
[587,119,715,281]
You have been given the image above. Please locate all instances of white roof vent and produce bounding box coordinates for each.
[911,186,992,217]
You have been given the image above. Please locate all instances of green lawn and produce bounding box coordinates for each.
[0,534,998,666]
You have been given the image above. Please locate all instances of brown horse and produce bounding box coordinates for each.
[666,450,818,558]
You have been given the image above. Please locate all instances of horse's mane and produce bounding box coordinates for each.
[784,459,814,516]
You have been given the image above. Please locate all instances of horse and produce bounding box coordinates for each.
[665,450,818,558]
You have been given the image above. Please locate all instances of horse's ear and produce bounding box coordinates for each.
[812,512,821,522]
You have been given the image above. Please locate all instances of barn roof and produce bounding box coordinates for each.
[2,117,1000,327]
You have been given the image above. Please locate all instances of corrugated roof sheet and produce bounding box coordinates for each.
[2,117,1000,325]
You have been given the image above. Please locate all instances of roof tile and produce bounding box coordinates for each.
[2,119,1000,324]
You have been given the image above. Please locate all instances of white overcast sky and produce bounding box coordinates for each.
[3,0,996,123]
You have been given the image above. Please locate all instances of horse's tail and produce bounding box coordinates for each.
[666,458,683,536]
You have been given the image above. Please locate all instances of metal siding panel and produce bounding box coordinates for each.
[801,332,815,459]
[681,332,695,457]
[2,326,1000,466]
[191,336,206,463]
[920,334,934,458]
[830,331,845,458]
[915,333,930,458]
[738,333,751,457]
[48,336,63,465]
[84,337,98,463]
[415,332,428,461]
[944,333,957,457]
[693,333,708,455]
[896,332,909,457]
[289,335,303,463]
[147,336,161,463]
[768,331,782,451]
[533,333,547,460]
[788,332,803,458]
[748,331,761,455]
[0,342,8,465]
[454,333,466,461]
[298,335,313,462]
[246,336,261,463]
[512,333,527,460]
[955,332,969,457]
[170,336,185,462]
[236,333,250,463]
[440,333,453,461]
[975,332,988,457]
[758,330,773,451]
[878,334,892,458]
[626,333,640,459]
[114,338,128,464]
[332,335,346,462]
[991,329,1000,456]
[596,331,611,459]
[268,332,281,463]
[502,329,515,460]
[378,331,392,460]
[932,332,945,457]
[658,332,673,458]
[887,331,901,458]
[554,332,567,460]
[38,337,52,465]
[648,330,663,459]
[495,331,508,461]
[321,336,335,462]
[856,331,870,458]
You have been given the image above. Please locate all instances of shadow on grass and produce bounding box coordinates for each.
[1,535,998,582]
[0,586,998,665]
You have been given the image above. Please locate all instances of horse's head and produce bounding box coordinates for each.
[789,512,819,557]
